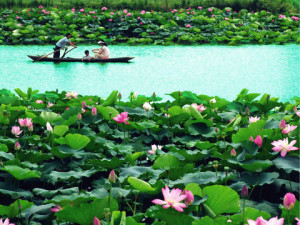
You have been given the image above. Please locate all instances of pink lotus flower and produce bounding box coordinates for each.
[271,138,299,157]
[282,124,297,134]
[16,16,20,19]
[185,24,191,28]
[126,13,132,17]
[225,17,229,20]
[39,5,43,8]
[254,135,262,147]
[249,116,260,123]
[211,15,215,17]
[247,216,284,225]
[137,16,140,20]
[231,148,236,156]
[89,11,96,14]
[71,8,75,12]
[108,19,113,22]
[28,123,33,132]
[283,193,295,210]
[148,145,162,154]
[140,22,143,25]
[94,217,101,225]
[291,16,299,21]
[19,23,23,26]
[77,113,82,121]
[152,186,187,212]
[92,107,97,116]
[140,10,146,14]
[111,12,114,15]
[51,204,62,212]
[249,136,254,141]
[279,119,286,128]
[198,6,203,9]
[182,190,194,205]
[165,113,170,118]
[108,170,117,183]
[227,9,230,12]
[0,218,15,225]
[80,8,85,12]
[35,100,43,104]
[208,8,213,12]
[191,103,206,112]
[18,118,29,127]
[295,217,300,225]
[296,112,300,117]
[279,14,286,18]
[47,103,54,108]
[123,9,128,14]
[46,122,53,132]
[113,112,129,125]
[65,91,78,99]
[14,141,20,150]
[241,185,248,198]
[102,7,107,10]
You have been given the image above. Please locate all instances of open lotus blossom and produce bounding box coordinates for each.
[185,24,191,28]
[80,8,85,12]
[113,112,129,125]
[39,5,43,8]
[291,16,299,21]
[282,124,297,134]
[208,8,213,11]
[279,14,286,18]
[249,116,260,123]
[11,126,22,137]
[283,193,296,210]
[152,186,187,212]
[94,217,101,225]
[182,190,194,205]
[143,102,152,111]
[0,218,15,225]
[123,9,128,14]
[140,10,146,14]
[16,16,20,19]
[253,135,262,147]
[198,6,203,9]
[46,122,53,132]
[295,217,300,225]
[247,216,284,225]
[279,119,286,128]
[71,8,75,12]
[271,138,299,157]
[191,103,206,112]
[35,100,43,104]
[296,111,300,117]
[148,145,162,154]
[210,98,216,103]
[18,118,32,127]
[65,91,78,99]
[50,204,63,212]
[132,92,138,98]
[102,7,107,10]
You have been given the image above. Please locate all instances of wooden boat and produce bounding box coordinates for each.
[27,55,134,63]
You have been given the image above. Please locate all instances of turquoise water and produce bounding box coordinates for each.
[0,45,299,101]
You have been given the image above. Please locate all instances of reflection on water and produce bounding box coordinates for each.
[0,45,299,101]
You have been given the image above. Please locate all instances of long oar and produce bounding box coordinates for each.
[33,47,67,62]
[61,46,76,58]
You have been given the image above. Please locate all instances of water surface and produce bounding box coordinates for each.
[0,45,299,101]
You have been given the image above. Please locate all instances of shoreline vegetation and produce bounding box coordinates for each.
[0,6,299,45]
[0,88,299,224]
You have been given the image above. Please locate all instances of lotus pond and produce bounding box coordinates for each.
[1,44,300,102]
[0,87,299,224]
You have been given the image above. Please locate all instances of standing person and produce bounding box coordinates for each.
[54,33,77,58]
[92,41,110,59]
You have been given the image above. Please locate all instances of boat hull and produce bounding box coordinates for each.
[28,55,134,63]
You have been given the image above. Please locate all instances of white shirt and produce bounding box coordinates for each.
[101,46,110,58]
[83,55,93,60]
[56,37,70,48]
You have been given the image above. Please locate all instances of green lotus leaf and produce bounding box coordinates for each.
[153,154,180,170]
[273,156,300,173]
[53,125,69,137]
[0,199,33,218]
[128,177,155,193]
[203,185,240,215]
[64,133,90,150]
[1,165,40,180]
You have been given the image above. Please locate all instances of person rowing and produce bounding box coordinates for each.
[92,41,110,59]
[53,33,77,58]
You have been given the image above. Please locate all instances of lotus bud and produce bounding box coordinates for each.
[279,119,286,129]
[254,135,262,147]
[92,107,97,116]
[210,98,216,103]
[14,141,21,150]
[28,124,33,132]
[283,193,296,210]
[118,92,122,100]
[231,148,236,157]
[46,122,53,132]
[293,106,297,112]
[241,185,248,198]
[108,170,117,183]
[82,101,86,109]
[152,92,156,98]
[183,190,194,205]
[94,217,101,225]
[215,127,218,132]
[249,136,254,141]
[245,107,250,115]
[77,113,82,120]
[143,102,152,111]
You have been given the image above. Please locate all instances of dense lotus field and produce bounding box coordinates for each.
[0,6,299,45]
[0,88,299,225]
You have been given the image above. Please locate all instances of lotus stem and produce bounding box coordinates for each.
[242,198,246,224]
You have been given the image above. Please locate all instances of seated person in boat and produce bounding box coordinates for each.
[82,50,94,61]
[54,33,77,58]
[92,41,110,59]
